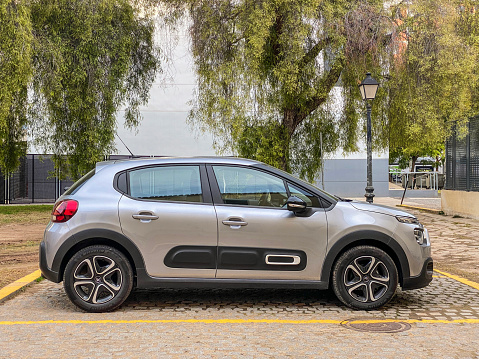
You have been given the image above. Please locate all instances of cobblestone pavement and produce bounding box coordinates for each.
[1,197,479,358]
[0,272,478,358]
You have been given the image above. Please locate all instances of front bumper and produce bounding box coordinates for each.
[402,257,433,290]
[39,241,61,283]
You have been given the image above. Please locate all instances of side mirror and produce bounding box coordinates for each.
[286,196,307,214]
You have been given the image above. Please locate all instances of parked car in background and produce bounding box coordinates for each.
[40,157,433,312]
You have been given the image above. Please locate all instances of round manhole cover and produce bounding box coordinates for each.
[341,318,411,333]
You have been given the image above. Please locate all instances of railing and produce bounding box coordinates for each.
[389,170,444,191]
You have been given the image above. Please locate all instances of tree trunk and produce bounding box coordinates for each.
[280,109,298,172]
[411,155,418,172]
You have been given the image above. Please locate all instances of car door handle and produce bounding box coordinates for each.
[132,213,159,221]
[222,218,248,228]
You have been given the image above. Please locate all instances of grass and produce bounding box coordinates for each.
[0,204,53,215]
[0,205,52,225]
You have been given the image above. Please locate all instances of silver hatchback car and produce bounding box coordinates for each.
[40,157,433,312]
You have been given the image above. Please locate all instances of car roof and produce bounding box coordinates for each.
[95,156,262,172]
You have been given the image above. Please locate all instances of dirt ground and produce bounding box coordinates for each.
[0,207,51,289]
[0,202,478,290]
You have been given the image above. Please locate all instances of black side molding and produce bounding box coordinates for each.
[164,246,307,271]
[164,246,216,269]
[218,247,307,271]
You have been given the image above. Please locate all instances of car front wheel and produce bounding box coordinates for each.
[63,245,133,312]
[332,245,398,310]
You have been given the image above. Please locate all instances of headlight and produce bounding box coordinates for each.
[395,215,420,225]
[414,228,425,245]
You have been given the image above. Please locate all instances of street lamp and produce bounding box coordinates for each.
[358,72,379,203]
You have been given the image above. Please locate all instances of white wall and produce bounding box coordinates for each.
[115,25,218,157]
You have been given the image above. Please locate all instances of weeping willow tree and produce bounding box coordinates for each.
[0,0,32,175]
[177,0,390,181]
[30,0,161,179]
[387,0,477,168]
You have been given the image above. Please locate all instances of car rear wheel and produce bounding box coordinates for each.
[332,245,398,310]
[63,245,133,312]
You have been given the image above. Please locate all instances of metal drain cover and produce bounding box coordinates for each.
[341,318,411,333]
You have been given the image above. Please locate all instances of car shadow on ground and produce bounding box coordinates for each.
[118,287,420,313]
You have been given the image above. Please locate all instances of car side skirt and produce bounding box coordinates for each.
[135,268,328,290]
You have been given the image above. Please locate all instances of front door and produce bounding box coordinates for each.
[210,165,328,281]
[118,164,217,278]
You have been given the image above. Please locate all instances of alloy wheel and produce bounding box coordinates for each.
[73,256,123,304]
[343,255,390,303]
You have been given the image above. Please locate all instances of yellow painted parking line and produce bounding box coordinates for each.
[1,318,479,326]
[434,269,479,291]
[0,270,42,301]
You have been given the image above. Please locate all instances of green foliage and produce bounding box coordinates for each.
[387,0,476,167]
[29,0,160,179]
[237,121,290,172]
[185,0,388,180]
[0,0,32,175]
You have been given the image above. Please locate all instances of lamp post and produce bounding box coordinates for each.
[358,72,379,203]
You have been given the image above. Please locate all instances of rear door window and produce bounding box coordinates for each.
[129,166,203,203]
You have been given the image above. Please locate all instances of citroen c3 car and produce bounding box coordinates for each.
[40,157,433,312]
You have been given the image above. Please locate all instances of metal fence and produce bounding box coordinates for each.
[0,154,161,204]
[445,117,479,192]
[0,154,75,204]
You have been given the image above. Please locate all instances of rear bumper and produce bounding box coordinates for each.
[402,257,433,290]
[39,242,61,283]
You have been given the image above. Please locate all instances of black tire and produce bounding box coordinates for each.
[63,245,133,312]
[332,245,398,310]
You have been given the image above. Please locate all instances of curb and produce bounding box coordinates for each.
[0,270,42,303]
[396,204,442,215]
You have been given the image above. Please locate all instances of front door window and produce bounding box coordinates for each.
[212,166,288,207]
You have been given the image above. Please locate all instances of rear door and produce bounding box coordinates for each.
[209,165,328,281]
[118,164,217,278]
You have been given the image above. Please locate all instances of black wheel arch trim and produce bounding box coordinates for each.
[51,228,146,282]
[320,230,410,286]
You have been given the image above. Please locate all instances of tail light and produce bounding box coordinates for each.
[52,200,78,223]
